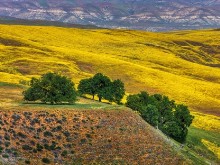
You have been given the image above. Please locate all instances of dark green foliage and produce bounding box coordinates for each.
[63,131,70,137]
[92,73,111,102]
[126,91,194,143]
[175,104,194,128]
[111,79,125,104]
[0,146,3,153]
[52,125,62,132]
[126,91,149,111]
[61,150,68,157]
[23,72,77,104]
[12,150,18,157]
[78,73,125,104]
[4,134,10,141]
[49,141,57,150]
[78,78,96,99]
[4,141,10,147]
[44,143,58,151]
[25,160,31,164]
[86,133,92,139]
[36,143,43,151]
[80,138,87,144]
[22,145,32,151]
[23,78,44,101]
[17,132,27,139]
[43,131,53,137]
[165,104,194,142]
[2,154,9,158]
[42,158,50,164]
[140,105,159,127]
[11,114,21,122]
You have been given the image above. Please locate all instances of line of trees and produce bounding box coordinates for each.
[23,72,125,105]
[23,72,194,143]
[126,91,194,143]
[78,73,125,104]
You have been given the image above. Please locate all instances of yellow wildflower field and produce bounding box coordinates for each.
[0,25,219,117]
[192,112,220,132]
[202,139,220,159]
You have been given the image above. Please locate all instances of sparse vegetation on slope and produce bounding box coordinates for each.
[0,106,184,164]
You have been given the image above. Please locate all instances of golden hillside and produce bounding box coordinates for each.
[0,25,219,116]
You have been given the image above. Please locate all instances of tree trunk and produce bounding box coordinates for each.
[92,95,94,100]
[99,97,102,102]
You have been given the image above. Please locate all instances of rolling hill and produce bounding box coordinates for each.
[0,24,219,116]
[0,83,187,164]
[0,16,100,29]
[0,24,220,164]
[0,79,219,164]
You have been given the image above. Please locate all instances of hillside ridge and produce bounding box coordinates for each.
[0,84,218,164]
[0,0,219,31]
[0,84,185,164]
[0,24,219,116]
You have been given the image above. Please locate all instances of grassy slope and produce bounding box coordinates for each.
[0,25,219,163]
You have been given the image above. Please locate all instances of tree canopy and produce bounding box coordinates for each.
[78,73,125,104]
[126,91,194,143]
[78,78,95,99]
[23,72,77,104]
[23,72,194,142]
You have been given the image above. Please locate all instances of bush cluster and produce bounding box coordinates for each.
[126,91,194,143]
[23,72,125,104]
[23,72,77,104]
[78,73,125,104]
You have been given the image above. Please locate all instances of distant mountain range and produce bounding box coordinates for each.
[0,0,219,31]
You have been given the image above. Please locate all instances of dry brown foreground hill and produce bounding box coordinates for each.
[0,85,185,165]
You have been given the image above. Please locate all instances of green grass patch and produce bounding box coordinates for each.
[0,82,24,88]
[181,149,208,165]
[20,100,122,110]
[186,126,220,164]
